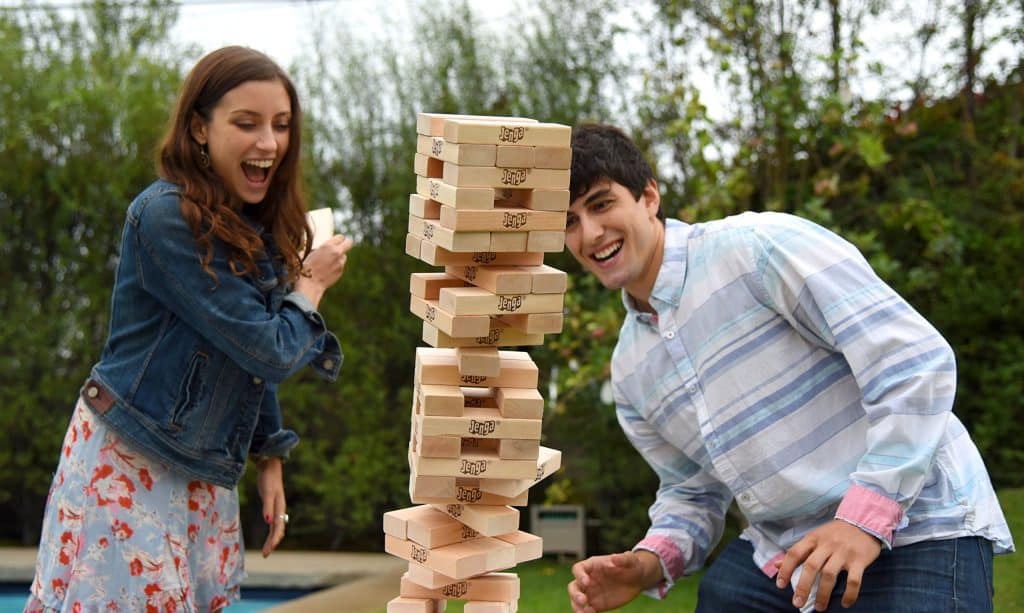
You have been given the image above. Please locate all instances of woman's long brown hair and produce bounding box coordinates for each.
[157,46,310,284]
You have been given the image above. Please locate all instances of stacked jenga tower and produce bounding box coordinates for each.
[383,113,570,612]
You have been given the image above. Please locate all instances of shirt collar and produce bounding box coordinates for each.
[621,218,692,320]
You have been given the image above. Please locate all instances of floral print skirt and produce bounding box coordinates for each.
[24,399,246,613]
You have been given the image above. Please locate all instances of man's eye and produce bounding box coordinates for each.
[565,215,578,229]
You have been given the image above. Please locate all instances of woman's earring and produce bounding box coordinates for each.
[199,144,211,168]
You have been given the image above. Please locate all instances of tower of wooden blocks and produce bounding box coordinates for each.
[383,113,570,612]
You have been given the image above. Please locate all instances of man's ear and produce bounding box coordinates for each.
[642,178,661,218]
[189,113,207,145]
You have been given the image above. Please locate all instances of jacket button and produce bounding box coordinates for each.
[87,386,99,398]
[253,377,263,385]
[322,359,334,370]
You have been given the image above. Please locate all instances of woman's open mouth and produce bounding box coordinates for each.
[242,159,273,184]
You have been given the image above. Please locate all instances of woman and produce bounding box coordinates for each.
[25,46,353,612]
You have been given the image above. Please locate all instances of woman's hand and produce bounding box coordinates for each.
[295,234,354,307]
[257,456,287,558]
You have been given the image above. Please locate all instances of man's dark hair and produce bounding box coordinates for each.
[570,123,661,219]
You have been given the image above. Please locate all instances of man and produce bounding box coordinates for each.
[564,124,1013,612]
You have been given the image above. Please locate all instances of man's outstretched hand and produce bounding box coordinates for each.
[568,550,663,613]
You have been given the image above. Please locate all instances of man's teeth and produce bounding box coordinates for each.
[243,160,273,168]
[594,241,622,261]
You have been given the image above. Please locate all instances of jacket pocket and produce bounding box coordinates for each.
[171,351,208,429]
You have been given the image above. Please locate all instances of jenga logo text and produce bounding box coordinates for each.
[502,211,528,229]
[462,525,478,539]
[472,252,497,264]
[465,397,484,408]
[441,582,469,598]
[463,266,477,281]
[498,125,526,143]
[476,329,503,345]
[468,419,497,436]
[423,223,434,239]
[456,486,483,503]
[429,180,440,199]
[446,504,463,517]
[498,295,524,312]
[424,305,436,322]
[535,465,545,480]
[501,168,529,186]
[411,545,428,563]
[462,438,481,448]
[460,459,488,475]
[461,375,486,384]
[431,138,443,157]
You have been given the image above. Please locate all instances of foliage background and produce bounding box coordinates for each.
[0,0,1020,559]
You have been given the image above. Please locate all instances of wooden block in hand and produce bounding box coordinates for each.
[306,207,334,250]
[400,572,520,603]
[431,503,520,537]
[443,119,570,147]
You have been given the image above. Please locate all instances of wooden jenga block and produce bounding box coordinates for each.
[455,346,501,377]
[417,134,497,166]
[410,194,442,219]
[418,384,464,416]
[439,206,567,233]
[306,207,334,250]
[443,120,571,147]
[422,321,545,348]
[495,530,543,564]
[410,272,469,300]
[399,572,520,603]
[488,232,528,252]
[417,242,544,267]
[391,505,481,549]
[415,348,539,389]
[410,296,491,338]
[494,312,564,335]
[444,265,532,295]
[526,230,566,252]
[523,265,567,294]
[463,602,515,613]
[494,387,544,419]
[384,505,422,541]
[386,596,446,613]
[410,216,492,252]
[495,145,535,168]
[417,433,462,458]
[405,562,460,590]
[417,176,495,210]
[497,438,541,460]
[438,287,564,316]
[416,407,542,440]
[534,145,572,169]
[406,233,423,259]
[443,164,570,190]
[431,503,519,537]
[496,188,570,212]
[410,448,539,480]
[478,447,562,498]
[415,153,444,178]
[417,113,536,137]
[385,533,516,580]
[408,471,529,506]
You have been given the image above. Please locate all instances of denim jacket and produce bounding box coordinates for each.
[83,179,341,488]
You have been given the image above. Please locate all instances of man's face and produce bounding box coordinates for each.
[564,178,662,293]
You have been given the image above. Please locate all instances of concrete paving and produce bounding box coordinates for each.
[1,547,406,613]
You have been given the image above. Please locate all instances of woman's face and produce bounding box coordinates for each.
[192,79,291,206]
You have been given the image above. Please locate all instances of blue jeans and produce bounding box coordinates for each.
[695,536,994,612]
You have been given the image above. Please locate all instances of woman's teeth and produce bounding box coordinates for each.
[594,240,622,261]
[244,159,273,168]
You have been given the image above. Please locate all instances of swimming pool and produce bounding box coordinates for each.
[0,585,314,612]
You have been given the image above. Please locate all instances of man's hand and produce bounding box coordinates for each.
[257,457,287,558]
[775,519,882,611]
[567,550,662,613]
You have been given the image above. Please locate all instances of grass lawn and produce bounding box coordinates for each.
[385,488,1020,611]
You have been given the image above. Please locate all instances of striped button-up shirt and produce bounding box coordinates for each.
[614,213,1013,595]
